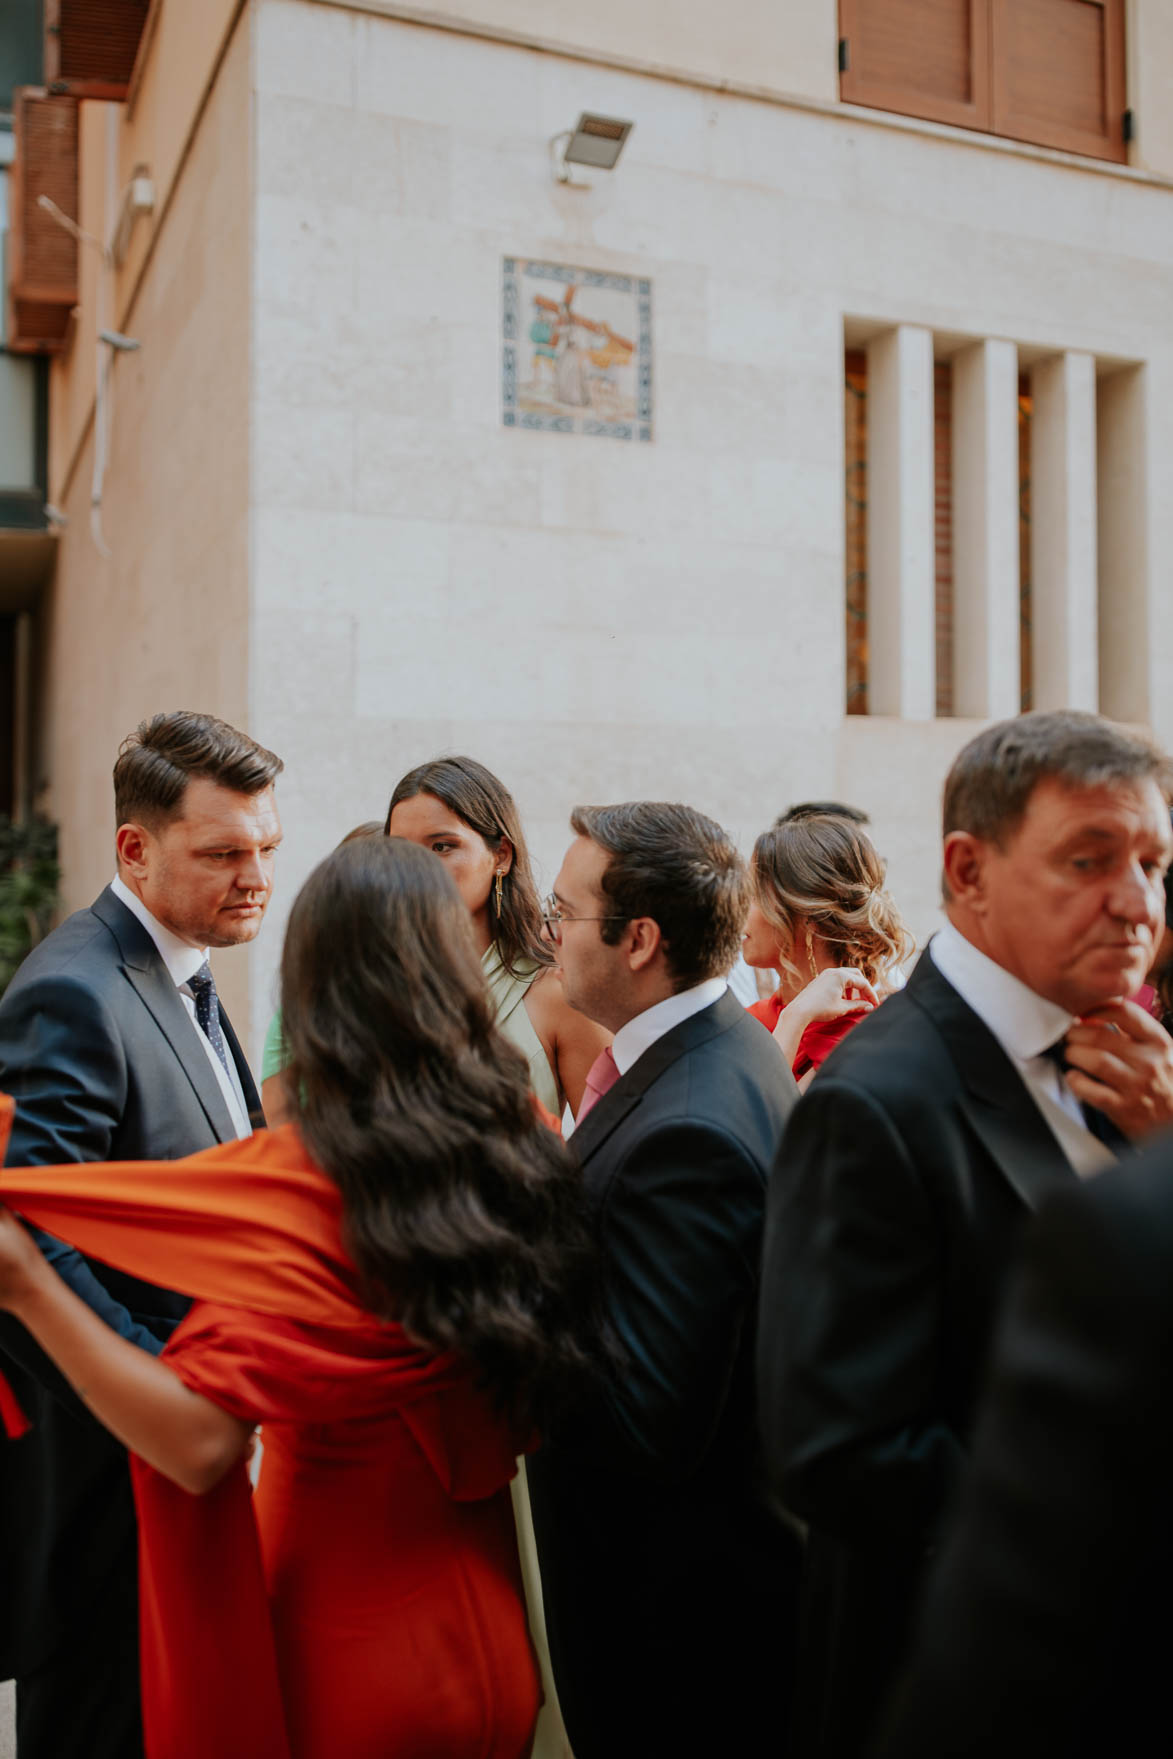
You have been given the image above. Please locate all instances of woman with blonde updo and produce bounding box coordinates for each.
[741,812,913,1083]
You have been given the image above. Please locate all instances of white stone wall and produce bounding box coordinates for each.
[247,0,1173,1043]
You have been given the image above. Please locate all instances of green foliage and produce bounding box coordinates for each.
[0,817,60,995]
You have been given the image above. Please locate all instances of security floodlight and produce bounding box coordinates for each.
[564,114,633,169]
[551,114,634,186]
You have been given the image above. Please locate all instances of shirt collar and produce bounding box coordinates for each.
[610,976,728,1077]
[929,919,1074,1063]
[111,874,208,990]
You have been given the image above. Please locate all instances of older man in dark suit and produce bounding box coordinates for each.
[527,801,800,1759]
[0,711,282,1759]
[758,710,1173,1757]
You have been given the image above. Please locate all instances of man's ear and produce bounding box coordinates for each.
[115,822,151,878]
[627,916,663,973]
[942,831,991,911]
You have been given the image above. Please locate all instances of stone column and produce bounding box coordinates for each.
[951,339,1020,719]
[866,324,935,719]
[1030,351,1098,711]
[1096,365,1149,725]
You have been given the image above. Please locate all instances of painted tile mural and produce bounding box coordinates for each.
[502,258,652,441]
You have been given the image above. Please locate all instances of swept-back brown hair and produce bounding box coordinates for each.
[280,836,598,1421]
[753,814,913,989]
[114,711,283,831]
[384,756,550,979]
[944,711,1172,844]
[569,801,748,991]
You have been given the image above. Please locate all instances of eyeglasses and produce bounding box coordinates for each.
[541,893,628,943]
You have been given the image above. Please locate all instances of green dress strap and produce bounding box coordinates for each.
[261,1009,289,1084]
[481,944,561,1117]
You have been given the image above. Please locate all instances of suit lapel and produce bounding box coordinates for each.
[907,952,1078,1212]
[570,990,744,1165]
[93,888,239,1144]
[220,1009,262,1121]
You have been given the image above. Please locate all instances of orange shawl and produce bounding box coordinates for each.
[0,1097,521,1759]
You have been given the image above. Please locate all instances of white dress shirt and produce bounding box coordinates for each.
[111,874,252,1139]
[929,920,1111,1175]
[610,976,729,1078]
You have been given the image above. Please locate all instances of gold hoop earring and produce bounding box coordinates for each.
[804,926,818,983]
[495,872,504,913]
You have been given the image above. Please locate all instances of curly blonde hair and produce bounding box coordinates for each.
[752,814,914,990]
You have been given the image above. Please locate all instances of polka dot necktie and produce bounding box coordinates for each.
[188,960,232,1079]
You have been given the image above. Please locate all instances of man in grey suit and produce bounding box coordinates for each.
[0,710,282,1759]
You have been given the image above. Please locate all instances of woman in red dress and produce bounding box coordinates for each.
[0,838,599,1759]
[742,812,913,1083]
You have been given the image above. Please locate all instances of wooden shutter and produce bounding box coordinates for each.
[44,0,151,100]
[6,88,79,355]
[839,0,992,132]
[991,0,1126,163]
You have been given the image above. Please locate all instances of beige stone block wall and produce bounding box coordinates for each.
[35,10,254,1030]
[243,0,1173,1029]
[309,0,840,106]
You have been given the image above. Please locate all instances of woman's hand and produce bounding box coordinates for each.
[776,967,877,1036]
[0,1207,51,1313]
[771,968,878,1070]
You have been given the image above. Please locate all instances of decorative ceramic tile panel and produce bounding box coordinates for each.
[502,258,653,441]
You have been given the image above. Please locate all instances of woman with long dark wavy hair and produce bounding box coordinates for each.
[0,838,598,1759]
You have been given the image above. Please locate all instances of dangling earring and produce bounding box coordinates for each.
[804,925,818,983]
[495,872,504,913]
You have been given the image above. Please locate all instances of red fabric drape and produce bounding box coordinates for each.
[0,1099,528,1759]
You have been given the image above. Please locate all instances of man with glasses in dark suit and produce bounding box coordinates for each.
[528,800,800,1759]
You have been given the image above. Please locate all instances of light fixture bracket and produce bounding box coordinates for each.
[550,113,634,186]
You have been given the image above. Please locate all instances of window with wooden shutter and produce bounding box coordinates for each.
[991,0,1126,162]
[44,0,151,101]
[6,88,79,355]
[839,0,1126,164]
[840,0,990,132]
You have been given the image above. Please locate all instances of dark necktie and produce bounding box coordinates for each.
[1040,1037,1125,1151]
[188,960,232,1079]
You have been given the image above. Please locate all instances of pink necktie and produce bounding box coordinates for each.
[577,1046,620,1120]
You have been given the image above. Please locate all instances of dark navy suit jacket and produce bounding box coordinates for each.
[527,989,800,1759]
[0,886,259,1677]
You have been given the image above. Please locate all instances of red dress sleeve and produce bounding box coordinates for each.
[794,1008,869,1077]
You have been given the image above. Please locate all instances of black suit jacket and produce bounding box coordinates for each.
[878,1136,1173,1759]
[757,950,1083,1757]
[0,887,259,1677]
[527,990,800,1759]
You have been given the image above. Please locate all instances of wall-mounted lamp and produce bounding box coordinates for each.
[550,113,634,187]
